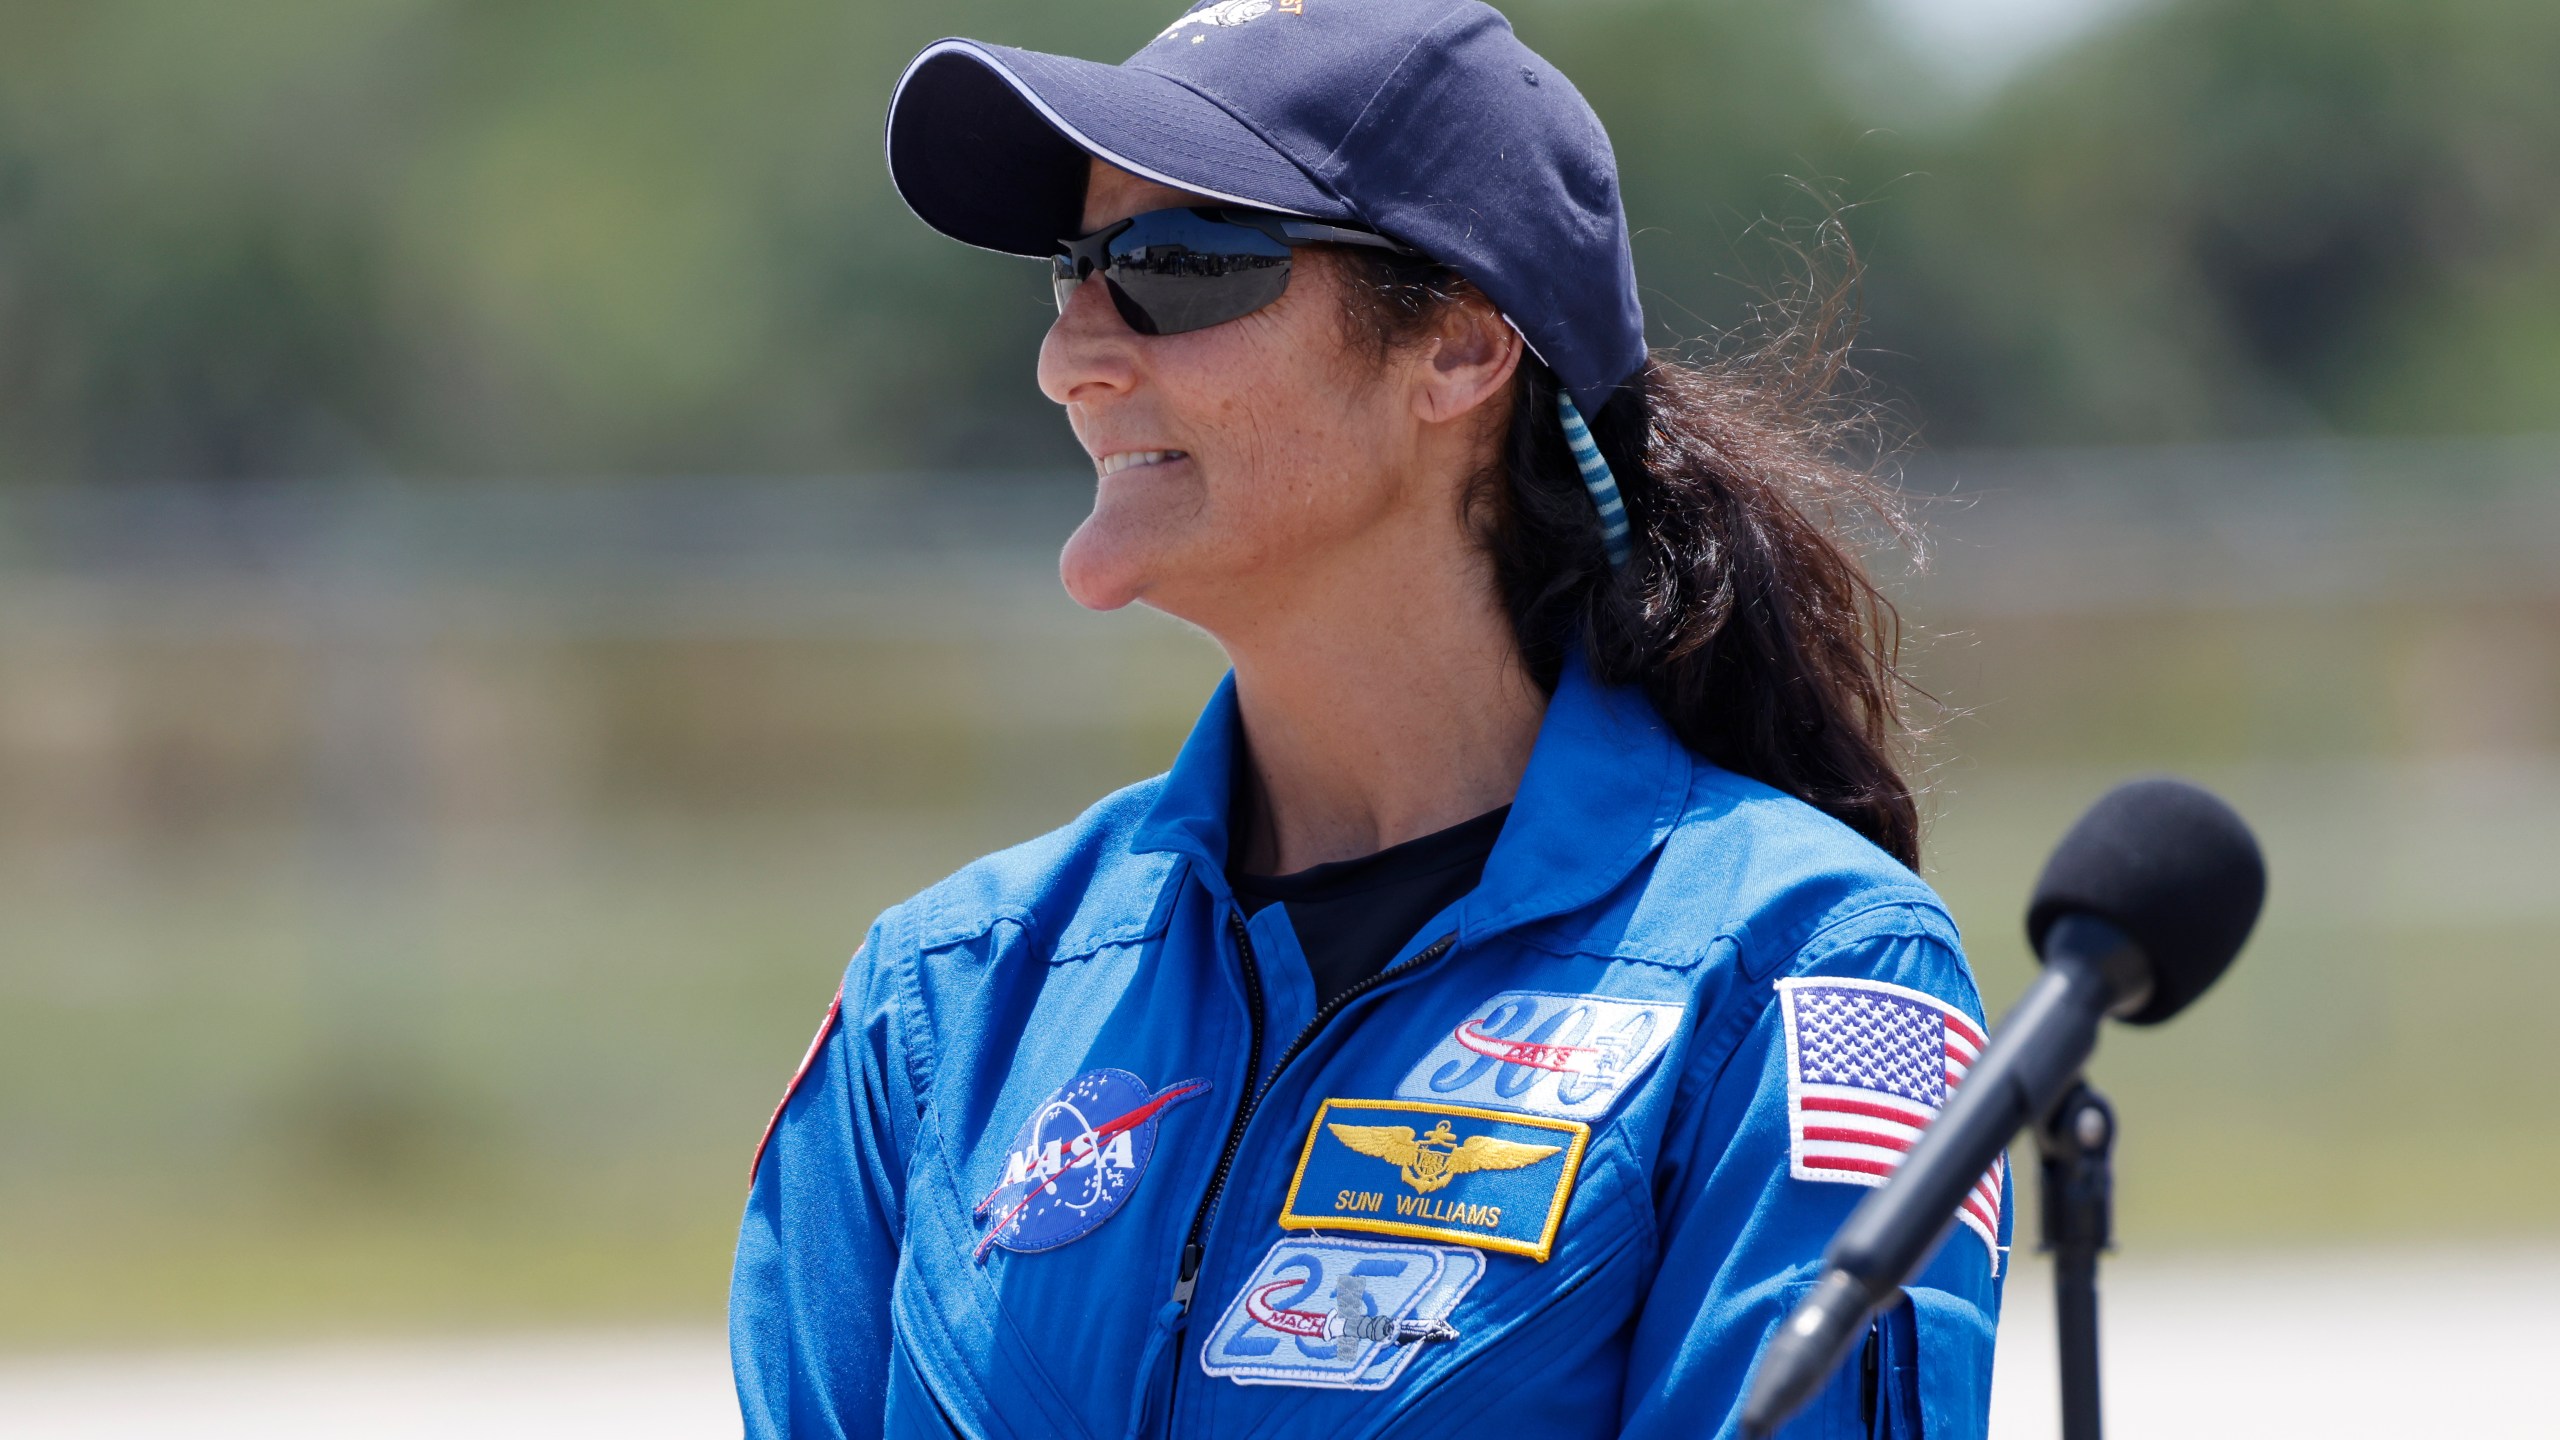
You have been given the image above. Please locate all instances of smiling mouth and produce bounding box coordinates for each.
[1095,449,1187,478]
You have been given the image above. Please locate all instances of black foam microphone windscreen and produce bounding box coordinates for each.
[2025,775,2267,1025]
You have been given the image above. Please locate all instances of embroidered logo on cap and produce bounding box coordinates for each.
[1154,0,1301,45]
[972,1068,1209,1261]
[1198,1236,1480,1389]
[1778,976,2004,1269]
[1395,990,1686,1121]
[1279,1099,1588,1261]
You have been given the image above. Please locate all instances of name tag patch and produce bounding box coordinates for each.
[1394,989,1685,1120]
[1278,1099,1588,1261]
[1197,1236,1483,1390]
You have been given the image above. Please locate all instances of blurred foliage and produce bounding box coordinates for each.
[0,0,2555,483]
[1877,0,2560,441]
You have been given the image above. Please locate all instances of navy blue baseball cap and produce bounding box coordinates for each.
[885,0,1647,417]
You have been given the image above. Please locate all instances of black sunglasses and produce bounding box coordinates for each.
[1050,206,1415,336]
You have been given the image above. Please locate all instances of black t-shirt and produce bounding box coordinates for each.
[1229,805,1510,1011]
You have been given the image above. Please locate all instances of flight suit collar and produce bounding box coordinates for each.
[1129,653,1691,947]
[1129,670,1247,895]
[1465,652,1690,942]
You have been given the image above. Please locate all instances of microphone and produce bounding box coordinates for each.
[1740,777,2266,1436]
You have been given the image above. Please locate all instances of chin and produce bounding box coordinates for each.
[1057,514,1159,613]
[1058,464,1211,611]
[1065,449,1262,610]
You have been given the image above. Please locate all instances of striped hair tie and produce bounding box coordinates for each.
[1558,390,1631,570]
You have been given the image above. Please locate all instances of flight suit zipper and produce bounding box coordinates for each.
[1132,915,1465,1437]
[1169,915,1461,1311]
[1170,909,1267,1310]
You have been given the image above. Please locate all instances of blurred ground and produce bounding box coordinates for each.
[2,1247,2549,1437]
[0,1330,735,1439]
[1985,1248,2560,1437]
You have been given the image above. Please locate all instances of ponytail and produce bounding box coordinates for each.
[1337,245,1925,867]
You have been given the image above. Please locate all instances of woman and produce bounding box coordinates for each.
[734,3,2002,1436]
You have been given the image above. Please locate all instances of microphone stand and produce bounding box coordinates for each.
[2036,1081,2116,1440]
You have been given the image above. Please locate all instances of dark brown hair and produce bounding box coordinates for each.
[1334,239,1925,867]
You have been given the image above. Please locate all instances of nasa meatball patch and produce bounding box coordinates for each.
[971,1068,1209,1261]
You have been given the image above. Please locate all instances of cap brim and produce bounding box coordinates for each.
[886,40,1353,257]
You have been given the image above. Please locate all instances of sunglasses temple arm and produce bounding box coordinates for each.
[1278,222,1413,254]
[1227,210,1413,255]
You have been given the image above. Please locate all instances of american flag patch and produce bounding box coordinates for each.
[1777,976,2005,1270]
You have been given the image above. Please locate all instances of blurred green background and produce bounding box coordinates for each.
[1,0,2555,1349]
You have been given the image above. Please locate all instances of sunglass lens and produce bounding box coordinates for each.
[1101,210,1292,335]
[1048,255,1083,316]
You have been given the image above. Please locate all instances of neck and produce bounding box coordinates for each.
[1217,527,1546,876]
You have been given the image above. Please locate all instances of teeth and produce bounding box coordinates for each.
[1097,449,1184,477]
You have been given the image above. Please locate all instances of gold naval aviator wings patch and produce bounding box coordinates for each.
[1325,1119,1562,1194]
[1279,1099,1590,1262]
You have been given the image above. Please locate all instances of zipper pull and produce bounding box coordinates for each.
[1169,1241,1204,1311]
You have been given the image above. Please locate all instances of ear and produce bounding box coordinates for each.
[1411,295,1524,428]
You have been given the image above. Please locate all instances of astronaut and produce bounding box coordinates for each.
[732,2,2003,1435]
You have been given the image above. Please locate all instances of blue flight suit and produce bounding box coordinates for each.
[731,654,2006,1439]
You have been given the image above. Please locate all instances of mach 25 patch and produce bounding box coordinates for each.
[1197,1236,1483,1391]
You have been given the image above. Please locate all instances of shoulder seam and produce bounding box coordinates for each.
[1783,899,1963,973]
[1735,890,1954,982]
[1677,899,1969,1122]
[915,905,1038,955]
[877,908,938,1106]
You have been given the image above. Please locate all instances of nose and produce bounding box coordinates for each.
[1037,270,1141,407]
